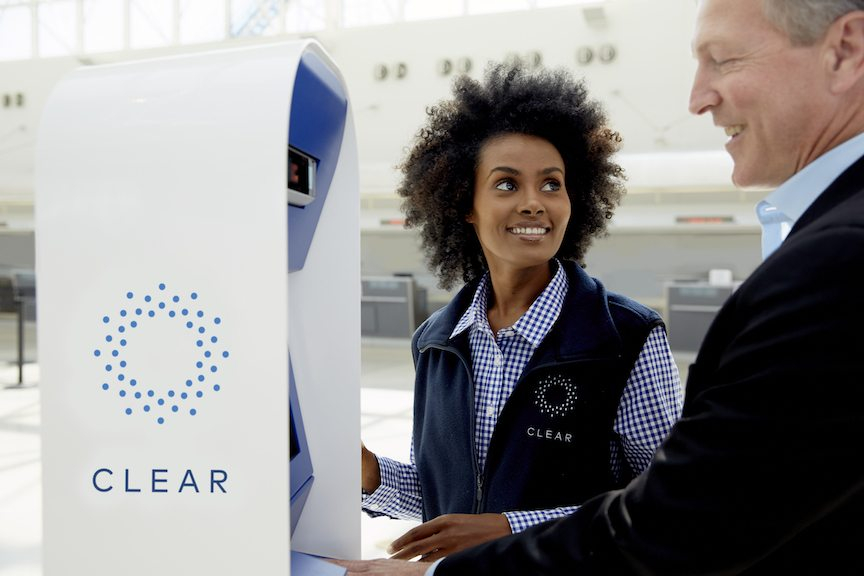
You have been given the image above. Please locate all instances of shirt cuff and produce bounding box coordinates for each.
[360,456,402,516]
[425,558,444,576]
[503,506,579,533]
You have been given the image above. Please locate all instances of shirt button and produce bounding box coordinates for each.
[494,355,502,366]
[486,406,495,417]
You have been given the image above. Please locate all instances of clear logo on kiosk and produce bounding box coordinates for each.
[93,282,230,425]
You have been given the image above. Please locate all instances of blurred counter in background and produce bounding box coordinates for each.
[361,275,435,341]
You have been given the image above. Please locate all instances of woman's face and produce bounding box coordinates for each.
[467,133,571,275]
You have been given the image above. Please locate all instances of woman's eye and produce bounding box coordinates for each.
[495,179,516,191]
[541,180,561,192]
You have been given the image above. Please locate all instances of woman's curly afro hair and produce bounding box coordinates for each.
[396,61,625,290]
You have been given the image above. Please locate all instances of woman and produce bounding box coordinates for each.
[361,62,682,562]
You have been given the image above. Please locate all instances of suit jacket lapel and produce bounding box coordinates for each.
[789,153,864,237]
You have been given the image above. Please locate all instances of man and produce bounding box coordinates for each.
[333,0,864,573]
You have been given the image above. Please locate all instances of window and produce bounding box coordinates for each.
[403,0,462,21]
[82,0,124,54]
[130,0,173,49]
[285,0,325,33]
[467,0,529,16]
[0,3,33,61]
[38,0,77,57]
[180,0,225,44]
[536,0,603,6]
[0,0,607,61]
[342,0,399,28]
[231,0,282,37]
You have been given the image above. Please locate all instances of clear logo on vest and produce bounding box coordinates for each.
[533,374,578,418]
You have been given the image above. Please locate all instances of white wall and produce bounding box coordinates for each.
[0,57,80,203]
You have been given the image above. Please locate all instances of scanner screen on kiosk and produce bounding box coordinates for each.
[288,146,317,205]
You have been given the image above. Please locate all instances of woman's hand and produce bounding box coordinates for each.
[387,513,512,562]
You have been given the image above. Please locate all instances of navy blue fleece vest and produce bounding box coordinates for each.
[411,261,663,520]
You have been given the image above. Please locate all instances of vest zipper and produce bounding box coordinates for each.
[420,342,484,513]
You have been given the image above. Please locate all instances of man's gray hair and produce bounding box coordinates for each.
[763,0,864,45]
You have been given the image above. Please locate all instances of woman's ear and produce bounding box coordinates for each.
[465,211,475,224]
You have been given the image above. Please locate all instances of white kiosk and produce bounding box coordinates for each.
[35,41,359,575]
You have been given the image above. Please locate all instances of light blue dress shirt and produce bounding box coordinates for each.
[757,131,864,259]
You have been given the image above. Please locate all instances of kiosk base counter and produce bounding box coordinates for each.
[292,551,348,575]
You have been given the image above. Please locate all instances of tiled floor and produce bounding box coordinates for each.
[0,339,419,575]
[0,365,41,576]
[0,313,40,576]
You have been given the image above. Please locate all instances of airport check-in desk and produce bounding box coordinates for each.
[361,276,428,339]
[665,282,735,354]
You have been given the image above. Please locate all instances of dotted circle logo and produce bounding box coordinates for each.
[93,282,229,425]
[534,375,578,418]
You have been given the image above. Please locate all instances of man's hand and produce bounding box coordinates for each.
[329,558,428,575]
[387,513,512,562]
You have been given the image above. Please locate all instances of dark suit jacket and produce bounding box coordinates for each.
[438,153,864,575]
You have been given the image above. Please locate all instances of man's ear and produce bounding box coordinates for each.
[824,11,864,93]
[465,211,475,224]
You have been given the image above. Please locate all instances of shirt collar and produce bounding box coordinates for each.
[759,131,864,226]
[450,260,568,349]
[451,274,491,339]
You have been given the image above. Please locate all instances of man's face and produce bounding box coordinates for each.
[689,0,831,188]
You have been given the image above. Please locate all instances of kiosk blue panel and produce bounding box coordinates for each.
[290,356,346,575]
[289,357,314,534]
[288,51,349,272]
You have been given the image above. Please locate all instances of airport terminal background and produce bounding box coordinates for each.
[1,1,770,574]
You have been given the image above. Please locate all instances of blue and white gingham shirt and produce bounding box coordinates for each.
[363,261,683,533]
